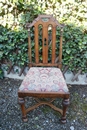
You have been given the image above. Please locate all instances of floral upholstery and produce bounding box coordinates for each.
[19,67,69,93]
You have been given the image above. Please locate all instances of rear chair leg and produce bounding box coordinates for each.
[18,97,28,122]
[61,98,69,123]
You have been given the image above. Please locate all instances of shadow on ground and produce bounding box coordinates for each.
[0,78,87,130]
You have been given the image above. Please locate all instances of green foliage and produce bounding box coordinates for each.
[0,66,4,79]
[0,0,87,74]
[0,25,28,67]
[63,24,87,72]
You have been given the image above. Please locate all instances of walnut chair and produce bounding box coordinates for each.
[18,15,70,123]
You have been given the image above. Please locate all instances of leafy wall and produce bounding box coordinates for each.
[0,0,87,79]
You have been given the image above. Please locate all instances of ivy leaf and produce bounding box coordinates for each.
[0,51,3,55]
[66,49,71,54]
[84,53,87,59]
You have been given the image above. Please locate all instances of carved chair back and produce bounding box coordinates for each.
[27,15,63,68]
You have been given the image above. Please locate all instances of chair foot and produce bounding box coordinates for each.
[60,117,66,124]
[22,116,28,122]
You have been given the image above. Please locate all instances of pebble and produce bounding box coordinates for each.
[35,117,39,120]
[73,120,75,123]
[41,128,44,130]
[36,125,40,128]
[70,126,74,130]
[85,98,87,101]
[51,119,54,122]
[9,88,11,91]
[83,94,85,98]
[46,120,49,123]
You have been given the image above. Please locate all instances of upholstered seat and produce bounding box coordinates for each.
[19,67,69,93]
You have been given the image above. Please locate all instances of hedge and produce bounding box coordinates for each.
[0,0,87,78]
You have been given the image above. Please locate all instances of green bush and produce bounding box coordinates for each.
[0,25,28,66]
[0,0,87,77]
[63,24,87,72]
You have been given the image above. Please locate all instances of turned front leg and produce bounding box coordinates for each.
[18,98,27,122]
[61,98,69,123]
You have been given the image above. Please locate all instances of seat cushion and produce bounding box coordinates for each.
[19,67,69,93]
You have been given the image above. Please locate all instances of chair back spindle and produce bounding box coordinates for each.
[28,28,32,67]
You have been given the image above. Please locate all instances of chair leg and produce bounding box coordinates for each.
[61,98,69,123]
[18,97,27,122]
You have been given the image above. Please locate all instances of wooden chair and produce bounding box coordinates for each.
[18,15,70,123]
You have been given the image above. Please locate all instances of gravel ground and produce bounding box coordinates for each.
[0,78,87,130]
